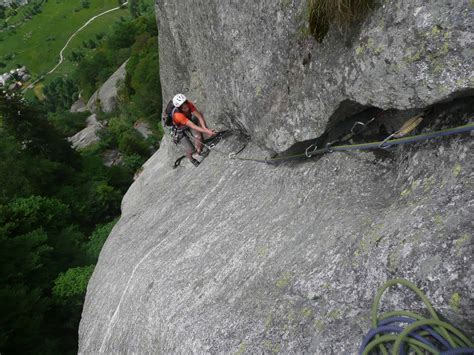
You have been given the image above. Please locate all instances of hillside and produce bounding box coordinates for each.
[0,1,162,354]
[1,0,127,86]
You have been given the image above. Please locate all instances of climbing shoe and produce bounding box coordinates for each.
[191,158,200,167]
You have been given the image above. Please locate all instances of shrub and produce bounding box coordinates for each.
[47,111,89,137]
[307,0,375,42]
[52,265,94,302]
[118,130,149,156]
[94,182,122,216]
[7,196,71,235]
[87,39,97,49]
[68,50,84,63]
[95,32,106,41]
[85,219,117,261]
[96,129,116,150]
[122,153,146,172]
[42,77,79,113]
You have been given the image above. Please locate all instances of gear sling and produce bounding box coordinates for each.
[163,99,193,144]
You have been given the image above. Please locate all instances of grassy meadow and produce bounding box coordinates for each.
[41,7,128,87]
[1,0,128,77]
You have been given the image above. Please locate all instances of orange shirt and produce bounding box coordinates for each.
[172,101,197,127]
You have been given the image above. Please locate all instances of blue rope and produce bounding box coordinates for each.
[332,123,474,152]
[378,123,474,149]
[359,279,473,354]
[358,323,440,354]
[233,122,474,164]
[379,317,452,349]
[440,349,474,355]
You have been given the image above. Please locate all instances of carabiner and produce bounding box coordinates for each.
[351,121,365,134]
[305,144,316,158]
[379,134,395,149]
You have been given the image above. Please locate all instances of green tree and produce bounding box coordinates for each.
[75,51,112,99]
[69,50,84,63]
[51,265,95,347]
[107,20,138,50]
[0,210,53,353]
[129,0,140,17]
[129,49,161,116]
[43,77,79,113]
[53,265,94,302]
[0,92,80,200]
[0,131,38,202]
[47,111,88,137]
[85,220,117,262]
[118,129,149,156]
[0,86,138,353]
[0,90,78,165]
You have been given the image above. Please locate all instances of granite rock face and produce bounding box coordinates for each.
[67,113,103,150]
[70,97,87,113]
[134,121,152,139]
[80,133,473,354]
[102,149,123,167]
[87,61,128,113]
[157,0,473,152]
[79,1,473,353]
[0,0,29,6]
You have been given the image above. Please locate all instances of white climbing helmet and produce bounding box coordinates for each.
[173,93,187,108]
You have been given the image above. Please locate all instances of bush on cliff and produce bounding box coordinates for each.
[308,0,375,42]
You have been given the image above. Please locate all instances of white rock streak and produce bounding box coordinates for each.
[98,171,232,352]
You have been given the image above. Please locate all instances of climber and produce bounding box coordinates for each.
[171,93,216,167]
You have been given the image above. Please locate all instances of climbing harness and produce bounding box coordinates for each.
[229,121,474,165]
[359,278,473,355]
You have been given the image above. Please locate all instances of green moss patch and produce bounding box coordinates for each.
[307,0,375,42]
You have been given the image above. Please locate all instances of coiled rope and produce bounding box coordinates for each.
[359,278,473,355]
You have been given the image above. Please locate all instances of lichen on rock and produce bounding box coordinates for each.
[79,1,473,353]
